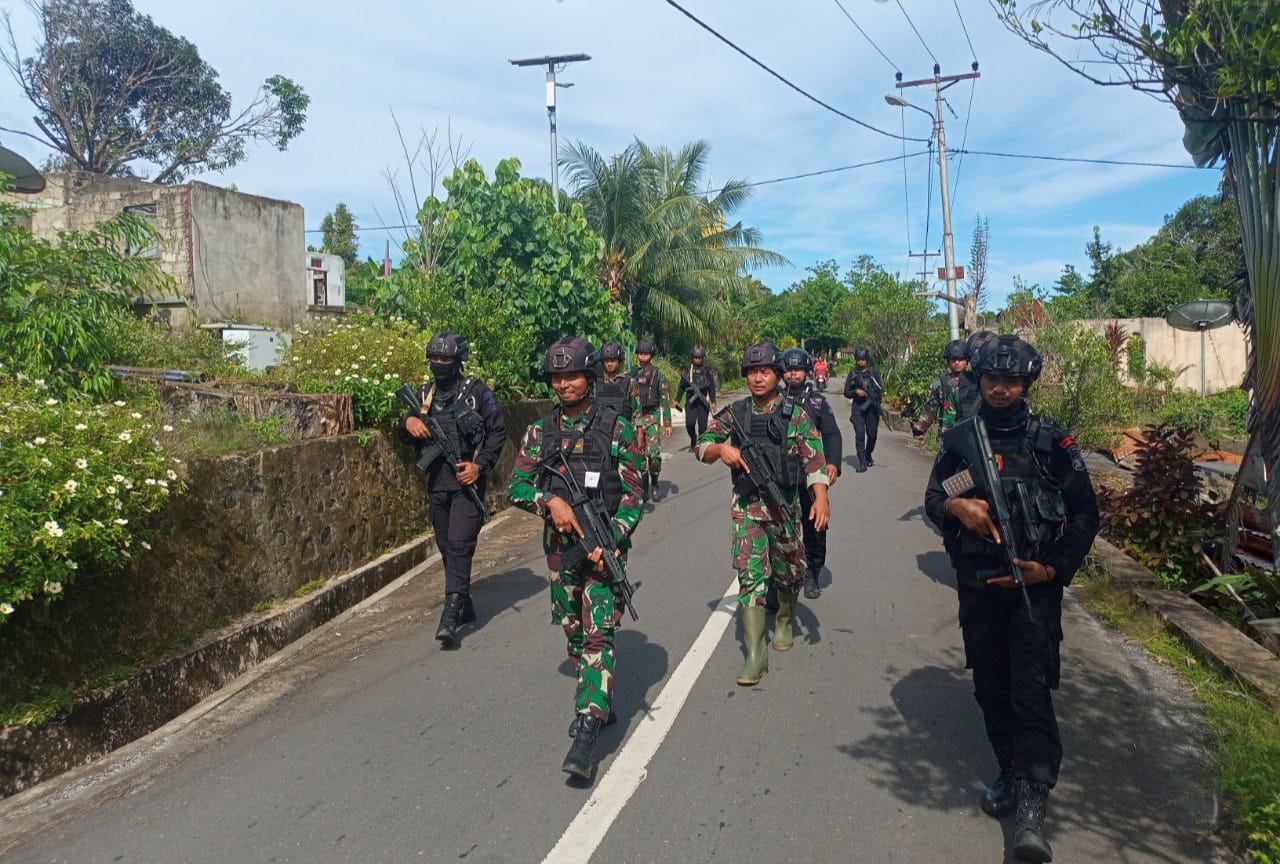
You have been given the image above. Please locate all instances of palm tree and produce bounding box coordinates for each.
[561,138,786,344]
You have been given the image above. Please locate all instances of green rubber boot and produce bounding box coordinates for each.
[772,588,798,651]
[736,606,769,686]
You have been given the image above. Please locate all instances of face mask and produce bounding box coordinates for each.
[430,361,459,383]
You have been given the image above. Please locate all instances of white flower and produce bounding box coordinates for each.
[106,485,117,495]
[40,457,52,467]
[157,479,168,488]
[145,478,157,486]
[64,479,78,493]
[33,436,46,445]
[113,400,126,407]
[117,432,132,442]
[44,580,62,595]
[0,603,12,616]
[75,458,88,469]
[113,499,123,510]
[45,397,58,406]
[113,474,125,483]
[123,479,133,489]
[114,518,128,526]
[166,469,177,481]
[131,412,142,419]
[65,560,78,570]
[162,424,174,432]
[384,373,393,380]
[43,520,63,537]
[140,541,151,550]
[75,423,87,431]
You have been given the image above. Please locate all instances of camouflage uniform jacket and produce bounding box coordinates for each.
[694,394,827,522]
[508,406,647,566]
[920,371,970,432]
[630,364,672,427]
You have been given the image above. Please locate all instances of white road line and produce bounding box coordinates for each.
[543,577,740,864]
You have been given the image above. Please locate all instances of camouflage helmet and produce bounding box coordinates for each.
[779,347,813,372]
[636,337,657,355]
[973,334,1042,383]
[425,330,469,361]
[943,339,969,362]
[543,337,600,380]
[691,345,707,359]
[741,341,783,376]
[853,346,870,361]
[600,341,625,361]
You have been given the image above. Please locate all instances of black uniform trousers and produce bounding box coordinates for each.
[798,482,828,577]
[685,403,709,449]
[851,403,880,459]
[428,477,487,595]
[958,579,1064,788]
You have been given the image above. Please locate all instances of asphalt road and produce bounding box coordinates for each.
[2,399,1226,863]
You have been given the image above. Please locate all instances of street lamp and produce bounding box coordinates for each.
[509,53,591,212]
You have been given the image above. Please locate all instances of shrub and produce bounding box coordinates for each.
[886,329,950,417]
[0,374,178,620]
[106,316,246,378]
[1029,323,1134,451]
[1157,388,1250,442]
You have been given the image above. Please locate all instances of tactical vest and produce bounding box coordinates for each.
[537,405,625,514]
[938,372,978,429]
[635,367,662,412]
[596,374,634,420]
[727,396,803,499]
[422,377,486,456]
[955,371,984,422]
[956,416,1068,560]
[686,366,714,406]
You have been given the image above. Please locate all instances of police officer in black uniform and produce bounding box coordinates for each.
[779,348,842,599]
[676,345,717,451]
[398,330,508,647]
[924,335,1100,863]
[843,347,883,472]
[595,342,638,422]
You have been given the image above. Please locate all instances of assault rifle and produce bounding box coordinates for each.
[539,448,639,621]
[716,405,796,522]
[940,415,1036,621]
[684,368,713,412]
[396,384,492,521]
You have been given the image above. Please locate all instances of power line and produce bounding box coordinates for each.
[831,0,899,73]
[952,0,978,62]
[661,0,926,143]
[894,0,937,65]
[951,148,1211,169]
[899,108,912,253]
[949,78,976,211]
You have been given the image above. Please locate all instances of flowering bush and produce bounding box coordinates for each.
[0,373,179,620]
[276,315,465,427]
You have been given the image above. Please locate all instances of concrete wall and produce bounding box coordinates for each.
[189,183,306,327]
[1076,317,1247,393]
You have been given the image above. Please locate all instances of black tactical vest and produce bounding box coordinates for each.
[635,367,662,412]
[953,372,984,423]
[537,405,625,514]
[596,374,634,420]
[727,396,803,499]
[423,377,485,455]
[686,366,714,404]
[956,416,1068,560]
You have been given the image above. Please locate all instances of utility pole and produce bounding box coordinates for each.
[509,53,591,212]
[891,63,980,341]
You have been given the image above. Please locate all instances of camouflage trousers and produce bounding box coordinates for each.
[635,412,664,477]
[731,509,806,607]
[550,558,627,719]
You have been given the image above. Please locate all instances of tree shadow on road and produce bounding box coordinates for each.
[836,644,1220,862]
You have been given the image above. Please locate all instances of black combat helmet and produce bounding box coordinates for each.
[425,330,469,361]
[600,341,625,361]
[779,347,813,372]
[741,342,783,376]
[854,347,870,361]
[544,337,601,380]
[973,334,1042,383]
[965,330,998,367]
[691,345,707,359]
[636,337,657,355]
[944,339,969,362]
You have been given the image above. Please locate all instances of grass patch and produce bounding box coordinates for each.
[251,598,278,614]
[292,578,328,598]
[1076,561,1280,861]
[164,411,297,459]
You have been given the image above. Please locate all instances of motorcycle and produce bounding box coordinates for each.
[815,372,828,392]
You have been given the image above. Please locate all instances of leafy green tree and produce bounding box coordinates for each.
[0,180,171,397]
[320,203,359,269]
[1,0,308,183]
[562,138,785,345]
[776,261,849,355]
[835,255,933,377]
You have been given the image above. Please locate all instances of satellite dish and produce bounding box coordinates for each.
[1165,299,1235,396]
[0,145,46,193]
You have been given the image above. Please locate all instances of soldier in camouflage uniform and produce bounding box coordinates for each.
[696,342,829,686]
[630,337,672,501]
[508,338,647,781]
[912,339,978,439]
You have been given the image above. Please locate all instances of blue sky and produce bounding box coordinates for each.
[0,0,1220,310]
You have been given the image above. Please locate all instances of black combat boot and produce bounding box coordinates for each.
[803,569,821,599]
[568,710,617,738]
[458,593,477,625]
[435,593,464,647]
[1012,779,1053,862]
[980,748,1016,818]
[649,472,662,502]
[764,584,779,611]
[855,452,868,473]
[561,714,604,779]
[865,452,875,467]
